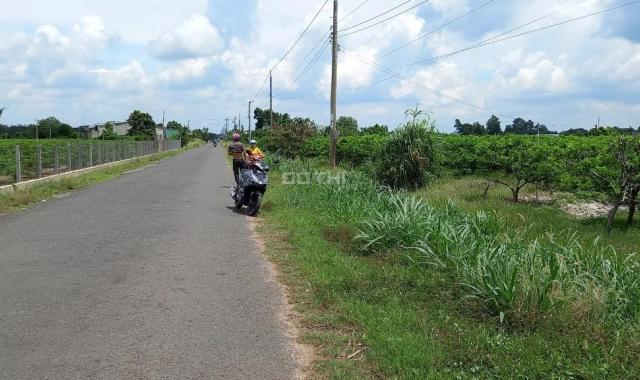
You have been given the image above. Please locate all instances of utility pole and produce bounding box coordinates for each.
[269,70,273,128]
[239,112,242,132]
[225,118,229,134]
[162,110,165,127]
[248,100,253,140]
[597,116,600,130]
[329,0,339,168]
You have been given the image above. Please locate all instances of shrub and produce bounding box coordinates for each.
[375,114,441,190]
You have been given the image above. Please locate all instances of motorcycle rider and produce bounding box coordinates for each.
[228,133,245,185]
[245,139,264,165]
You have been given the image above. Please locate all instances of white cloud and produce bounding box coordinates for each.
[158,57,214,82]
[317,47,378,97]
[148,14,223,60]
[508,56,569,92]
[92,61,146,92]
[0,0,208,44]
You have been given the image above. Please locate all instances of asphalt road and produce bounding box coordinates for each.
[0,146,299,379]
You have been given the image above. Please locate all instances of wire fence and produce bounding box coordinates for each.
[0,139,181,186]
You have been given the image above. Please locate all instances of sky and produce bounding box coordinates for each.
[0,0,639,132]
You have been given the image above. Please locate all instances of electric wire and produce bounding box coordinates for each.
[341,46,515,119]
[338,0,371,23]
[380,0,497,58]
[339,0,415,32]
[341,0,432,37]
[253,0,330,100]
[399,0,640,69]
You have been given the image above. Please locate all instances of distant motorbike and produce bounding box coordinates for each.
[213,140,218,147]
[230,159,269,216]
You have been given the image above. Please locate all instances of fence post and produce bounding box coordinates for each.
[89,144,93,167]
[67,143,72,172]
[36,144,42,178]
[15,145,21,183]
[54,145,59,175]
[77,144,82,169]
[98,144,102,165]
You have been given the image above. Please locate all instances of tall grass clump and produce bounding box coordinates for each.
[375,108,442,190]
[352,189,640,324]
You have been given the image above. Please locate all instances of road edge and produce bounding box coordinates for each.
[248,216,315,379]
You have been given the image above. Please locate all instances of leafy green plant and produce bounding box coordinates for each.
[375,110,441,190]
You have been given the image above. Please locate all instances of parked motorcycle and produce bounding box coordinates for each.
[230,159,269,216]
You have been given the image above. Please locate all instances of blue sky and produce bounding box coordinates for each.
[0,0,639,132]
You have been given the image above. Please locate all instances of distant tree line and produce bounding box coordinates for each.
[0,117,78,139]
[453,115,558,136]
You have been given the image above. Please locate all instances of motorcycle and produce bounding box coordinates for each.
[213,140,218,147]
[230,159,269,216]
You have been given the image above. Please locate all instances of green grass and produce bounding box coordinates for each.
[257,167,640,379]
[0,148,187,214]
[418,176,640,255]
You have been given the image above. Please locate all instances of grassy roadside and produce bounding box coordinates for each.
[257,164,640,379]
[0,140,204,214]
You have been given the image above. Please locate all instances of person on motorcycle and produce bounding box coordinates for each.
[227,133,245,185]
[245,139,264,165]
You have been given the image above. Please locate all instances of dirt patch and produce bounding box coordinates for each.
[248,217,314,380]
[559,201,613,219]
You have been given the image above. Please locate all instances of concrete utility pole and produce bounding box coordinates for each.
[269,70,273,128]
[225,118,229,134]
[248,100,253,140]
[329,0,339,168]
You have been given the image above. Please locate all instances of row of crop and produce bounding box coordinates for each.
[0,140,162,184]
[299,134,630,201]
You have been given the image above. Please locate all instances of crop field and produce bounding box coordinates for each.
[0,139,173,186]
[251,118,640,378]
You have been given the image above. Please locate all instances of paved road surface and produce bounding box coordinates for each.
[0,147,298,379]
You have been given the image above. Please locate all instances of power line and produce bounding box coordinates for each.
[338,0,371,23]
[275,0,331,68]
[253,0,330,100]
[340,0,415,32]
[275,40,331,97]
[399,0,640,69]
[380,0,497,58]
[286,27,331,80]
[341,46,515,119]
[341,0,432,37]
[253,73,270,100]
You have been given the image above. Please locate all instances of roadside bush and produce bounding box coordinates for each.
[375,115,441,190]
[337,134,387,167]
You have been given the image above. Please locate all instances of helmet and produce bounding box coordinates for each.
[232,133,240,141]
[249,139,257,146]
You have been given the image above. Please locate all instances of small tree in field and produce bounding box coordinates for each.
[486,137,558,202]
[589,137,640,230]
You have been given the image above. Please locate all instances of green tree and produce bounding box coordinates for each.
[166,120,190,146]
[486,137,559,202]
[362,124,388,135]
[454,119,486,135]
[486,115,502,135]
[101,122,118,139]
[127,110,156,139]
[585,137,640,230]
[253,108,293,129]
[337,116,358,137]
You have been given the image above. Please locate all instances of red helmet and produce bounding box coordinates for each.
[232,133,240,141]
